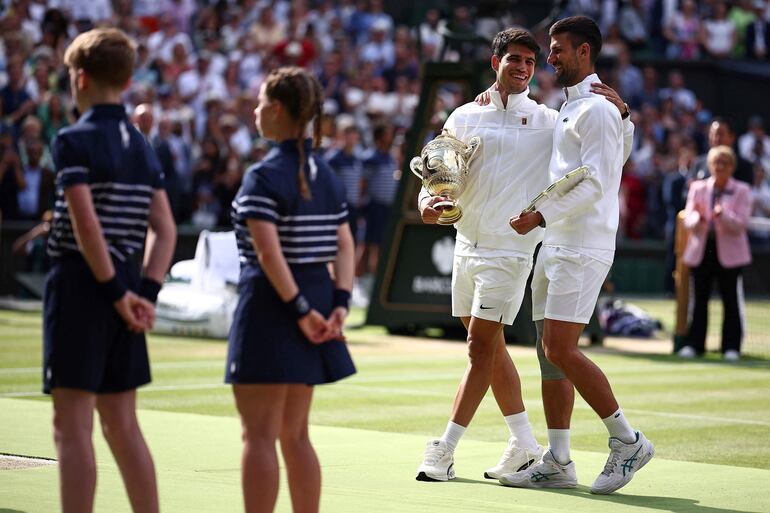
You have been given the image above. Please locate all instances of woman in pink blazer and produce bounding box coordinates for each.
[680,145,753,361]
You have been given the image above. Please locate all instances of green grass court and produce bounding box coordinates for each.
[1,301,769,512]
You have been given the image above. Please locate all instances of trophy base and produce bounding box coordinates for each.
[436,202,462,225]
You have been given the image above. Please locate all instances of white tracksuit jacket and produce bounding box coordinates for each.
[539,74,632,254]
[418,87,634,258]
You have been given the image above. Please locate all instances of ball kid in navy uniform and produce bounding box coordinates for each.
[44,28,176,513]
[227,66,356,513]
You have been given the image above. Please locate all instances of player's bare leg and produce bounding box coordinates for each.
[233,384,287,513]
[96,390,159,513]
[450,316,505,426]
[541,319,617,417]
[280,385,320,513]
[52,388,97,513]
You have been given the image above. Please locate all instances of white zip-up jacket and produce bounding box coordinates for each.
[419,87,633,258]
[539,73,632,255]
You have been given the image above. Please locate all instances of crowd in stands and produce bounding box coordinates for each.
[2,0,770,288]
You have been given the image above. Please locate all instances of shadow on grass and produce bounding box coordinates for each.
[563,484,758,513]
[0,509,29,513]
[584,344,770,369]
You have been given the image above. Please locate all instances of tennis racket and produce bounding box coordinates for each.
[522,165,590,214]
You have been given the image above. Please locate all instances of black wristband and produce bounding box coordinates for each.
[333,288,351,310]
[621,102,630,120]
[139,277,163,303]
[286,292,311,319]
[97,275,127,303]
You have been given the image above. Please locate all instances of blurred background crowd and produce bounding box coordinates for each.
[1,0,770,292]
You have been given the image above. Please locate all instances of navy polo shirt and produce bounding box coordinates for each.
[362,149,398,205]
[231,139,348,267]
[325,147,363,207]
[47,104,164,262]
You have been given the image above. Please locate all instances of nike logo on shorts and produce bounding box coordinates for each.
[479,305,494,310]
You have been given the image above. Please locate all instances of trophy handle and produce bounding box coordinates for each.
[463,136,481,170]
[409,156,424,179]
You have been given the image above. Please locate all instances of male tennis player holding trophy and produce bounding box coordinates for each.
[414,28,633,483]
[505,16,654,494]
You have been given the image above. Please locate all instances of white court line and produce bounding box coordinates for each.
[3,382,769,428]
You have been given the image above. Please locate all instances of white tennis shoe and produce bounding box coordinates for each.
[484,439,544,479]
[591,431,655,494]
[416,439,455,482]
[498,450,577,489]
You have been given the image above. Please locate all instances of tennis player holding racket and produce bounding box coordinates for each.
[505,16,654,494]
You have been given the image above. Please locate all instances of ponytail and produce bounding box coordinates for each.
[262,66,325,201]
[296,138,312,200]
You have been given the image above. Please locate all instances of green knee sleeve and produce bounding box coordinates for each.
[536,319,565,380]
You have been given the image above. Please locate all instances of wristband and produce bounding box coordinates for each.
[97,275,127,303]
[139,277,163,303]
[286,292,311,319]
[333,288,351,310]
[621,102,630,120]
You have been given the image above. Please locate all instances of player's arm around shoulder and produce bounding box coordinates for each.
[576,97,623,175]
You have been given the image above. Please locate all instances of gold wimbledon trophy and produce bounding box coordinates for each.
[410,129,481,225]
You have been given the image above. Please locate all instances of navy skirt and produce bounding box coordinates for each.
[43,255,150,394]
[225,263,356,385]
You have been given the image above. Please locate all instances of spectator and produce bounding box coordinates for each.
[634,66,660,109]
[701,1,737,59]
[664,0,701,59]
[746,0,770,60]
[250,6,287,54]
[417,8,444,61]
[326,120,364,242]
[659,70,697,113]
[614,44,643,102]
[618,0,649,52]
[0,124,23,219]
[359,122,397,277]
[36,92,71,145]
[1,55,35,135]
[133,103,155,140]
[728,0,757,58]
[600,23,626,59]
[14,138,54,221]
[661,145,692,292]
[749,164,770,247]
[738,115,770,171]
[359,19,396,73]
[619,160,646,239]
[679,145,753,361]
[690,117,755,187]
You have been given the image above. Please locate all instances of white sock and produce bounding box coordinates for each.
[547,429,571,465]
[602,408,637,444]
[440,421,466,452]
[504,411,539,450]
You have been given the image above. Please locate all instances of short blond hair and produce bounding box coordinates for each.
[64,28,136,88]
[707,145,736,169]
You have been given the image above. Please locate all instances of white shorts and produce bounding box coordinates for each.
[531,245,611,324]
[452,254,531,325]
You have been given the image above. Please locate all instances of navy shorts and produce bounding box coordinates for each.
[364,201,392,244]
[226,264,356,385]
[43,255,151,394]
